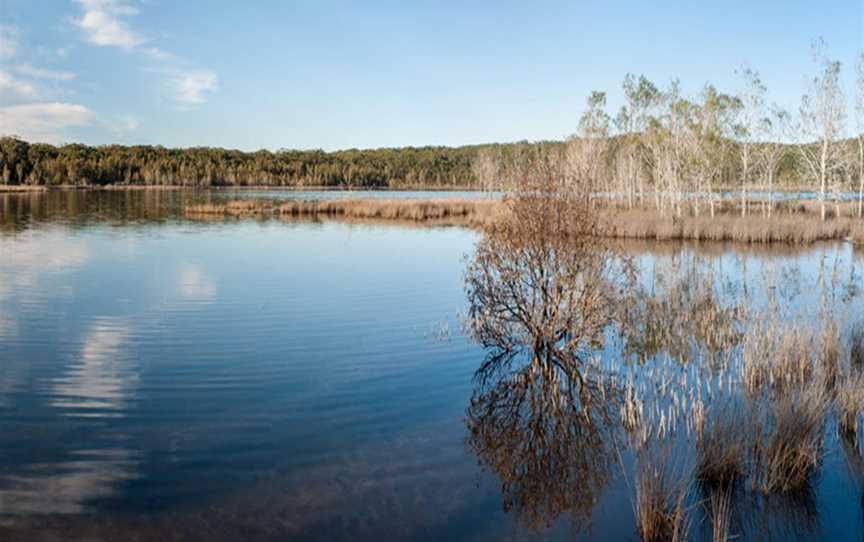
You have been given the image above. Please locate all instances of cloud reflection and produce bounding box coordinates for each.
[177,261,215,301]
[0,449,139,515]
[50,318,136,417]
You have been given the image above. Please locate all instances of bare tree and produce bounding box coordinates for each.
[758,106,792,217]
[735,67,767,217]
[615,75,662,208]
[471,146,500,197]
[856,53,864,218]
[689,85,740,217]
[565,91,611,202]
[798,39,847,221]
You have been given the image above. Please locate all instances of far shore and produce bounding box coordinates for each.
[0,184,482,193]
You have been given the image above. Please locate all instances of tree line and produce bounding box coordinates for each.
[0,138,496,188]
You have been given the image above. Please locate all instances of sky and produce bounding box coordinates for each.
[0,0,861,151]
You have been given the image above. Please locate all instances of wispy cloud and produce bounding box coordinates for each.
[71,0,218,107]
[0,25,18,59]
[15,63,76,81]
[73,0,143,49]
[0,70,39,100]
[0,102,95,143]
[173,70,218,105]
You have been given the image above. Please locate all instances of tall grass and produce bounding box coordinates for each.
[750,386,829,495]
[185,198,500,226]
[695,405,748,488]
[633,447,691,542]
[708,487,733,542]
[185,197,864,244]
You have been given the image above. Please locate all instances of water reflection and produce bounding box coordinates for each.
[177,261,216,301]
[50,318,136,417]
[466,358,620,530]
[0,449,139,515]
[463,194,864,540]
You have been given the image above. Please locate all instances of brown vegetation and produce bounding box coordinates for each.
[185,198,500,227]
[184,196,864,244]
[633,448,690,542]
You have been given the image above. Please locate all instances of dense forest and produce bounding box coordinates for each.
[0,137,498,188]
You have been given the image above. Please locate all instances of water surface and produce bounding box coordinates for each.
[1,190,862,541]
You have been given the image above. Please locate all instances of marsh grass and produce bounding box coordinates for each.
[695,405,748,488]
[707,486,734,542]
[599,209,861,244]
[633,446,691,542]
[836,372,864,437]
[185,198,500,226]
[185,197,864,244]
[750,386,829,495]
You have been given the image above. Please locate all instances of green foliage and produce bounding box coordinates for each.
[0,137,501,188]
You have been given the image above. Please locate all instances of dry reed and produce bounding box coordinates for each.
[695,406,747,488]
[185,197,864,244]
[708,487,733,542]
[751,386,829,495]
[633,448,691,542]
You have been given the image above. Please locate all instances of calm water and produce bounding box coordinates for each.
[1,190,863,541]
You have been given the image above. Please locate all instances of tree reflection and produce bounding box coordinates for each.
[463,187,633,530]
[466,355,621,530]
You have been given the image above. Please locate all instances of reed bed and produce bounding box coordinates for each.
[185,198,500,226]
[598,210,860,244]
[185,197,864,244]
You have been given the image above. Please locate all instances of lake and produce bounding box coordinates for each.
[1,190,863,541]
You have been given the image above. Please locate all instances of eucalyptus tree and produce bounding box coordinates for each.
[566,91,611,200]
[758,106,793,217]
[614,74,662,208]
[734,67,767,217]
[471,146,501,196]
[798,39,847,221]
[689,85,741,217]
[644,80,691,217]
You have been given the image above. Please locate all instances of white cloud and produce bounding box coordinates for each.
[15,64,76,81]
[74,0,143,49]
[0,25,18,59]
[173,70,218,104]
[103,113,139,135]
[71,1,218,109]
[0,70,38,99]
[0,102,95,143]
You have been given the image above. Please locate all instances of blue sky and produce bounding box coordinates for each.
[0,0,861,150]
